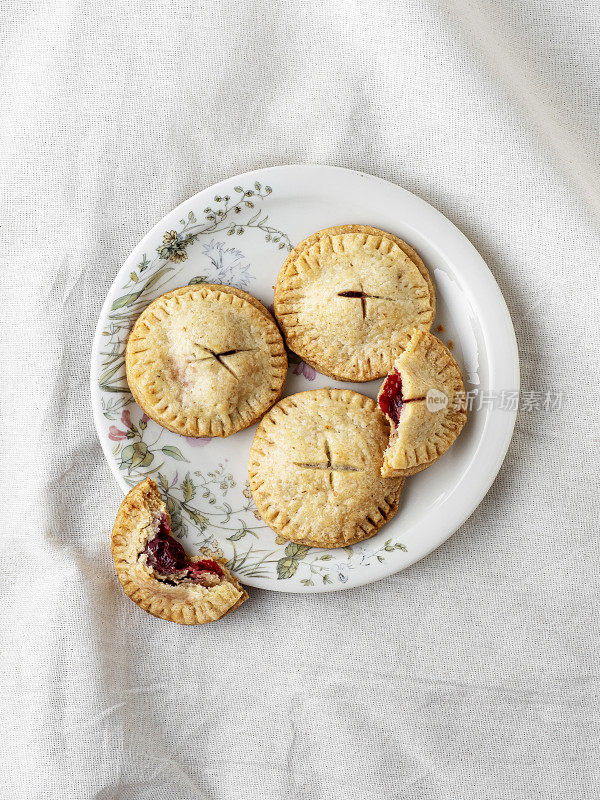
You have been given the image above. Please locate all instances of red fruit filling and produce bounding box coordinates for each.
[187,559,224,581]
[338,290,367,298]
[145,533,187,574]
[379,370,404,425]
[143,514,224,582]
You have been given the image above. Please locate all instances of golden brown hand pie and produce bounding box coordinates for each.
[378,330,467,477]
[126,284,287,437]
[274,225,435,381]
[111,478,247,624]
[248,388,405,548]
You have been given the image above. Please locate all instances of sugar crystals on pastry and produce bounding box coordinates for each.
[274,225,435,381]
[126,284,287,437]
[248,388,405,548]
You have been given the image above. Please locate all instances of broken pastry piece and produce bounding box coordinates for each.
[111,478,247,624]
[378,330,467,477]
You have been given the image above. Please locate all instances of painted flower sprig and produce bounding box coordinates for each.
[154,182,292,266]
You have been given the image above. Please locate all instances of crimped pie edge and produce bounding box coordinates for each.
[125,284,288,438]
[274,224,435,382]
[379,330,467,477]
[248,388,405,548]
[111,478,248,624]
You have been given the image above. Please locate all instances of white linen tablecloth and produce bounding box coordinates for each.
[2,1,599,798]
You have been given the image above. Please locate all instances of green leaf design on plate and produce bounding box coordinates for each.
[182,473,195,502]
[120,442,153,469]
[157,472,169,492]
[284,542,310,559]
[101,385,131,394]
[275,542,311,579]
[276,557,299,580]
[111,290,143,310]
[186,508,208,529]
[99,362,124,386]
[142,266,172,291]
[110,266,172,310]
[161,445,188,462]
[137,254,150,271]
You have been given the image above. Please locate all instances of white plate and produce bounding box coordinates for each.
[91,165,519,593]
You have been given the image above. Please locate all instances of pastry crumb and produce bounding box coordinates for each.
[437,324,445,332]
[448,339,454,350]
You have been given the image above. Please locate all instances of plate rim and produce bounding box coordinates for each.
[90,163,519,593]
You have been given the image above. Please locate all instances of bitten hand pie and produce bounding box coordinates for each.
[111,478,247,624]
[378,330,467,477]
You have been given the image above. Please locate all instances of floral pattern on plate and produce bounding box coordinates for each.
[93,176,408,590]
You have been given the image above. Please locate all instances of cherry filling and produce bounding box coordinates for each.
[143,514,224,583]
[338,290,368,298]
[145,534,187,574]
[187,559,224,582]
[378,370,404,425]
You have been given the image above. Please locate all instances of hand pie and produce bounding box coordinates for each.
[274,225,435,381]
[248,388,405,548]
[126,284,287,437]
[378,330,467,477]
[111,478,247,624]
